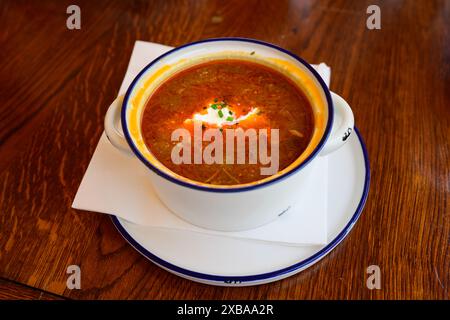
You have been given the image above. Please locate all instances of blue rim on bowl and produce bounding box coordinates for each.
[121,37,334,193]
[111,127,370,283]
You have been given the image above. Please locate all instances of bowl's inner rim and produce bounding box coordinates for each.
[123,46,330,189]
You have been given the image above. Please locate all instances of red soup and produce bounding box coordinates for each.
[141,59,314,185]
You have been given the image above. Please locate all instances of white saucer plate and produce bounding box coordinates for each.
[111,127,370,286]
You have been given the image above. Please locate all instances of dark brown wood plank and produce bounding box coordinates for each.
[0,0,448,299]
[0,278,64,300]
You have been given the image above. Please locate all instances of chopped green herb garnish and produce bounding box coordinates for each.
[250,51,255,55]
[226,116,234,121]
[218,109,224,118]
[211,104,218,110]
[229,110,233,115]
[219,128,223,132]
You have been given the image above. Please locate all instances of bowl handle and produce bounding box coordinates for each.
[320,92,355,156]
[104,95,133,155]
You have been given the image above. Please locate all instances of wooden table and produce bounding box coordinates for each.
[0,0,448,300]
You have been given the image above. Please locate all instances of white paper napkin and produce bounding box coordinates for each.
[72,40,331,246]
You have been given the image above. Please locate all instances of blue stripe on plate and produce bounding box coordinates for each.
[111,127,370,283]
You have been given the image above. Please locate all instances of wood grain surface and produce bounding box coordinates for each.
[0,0,448,299]
[0,278,64,300]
